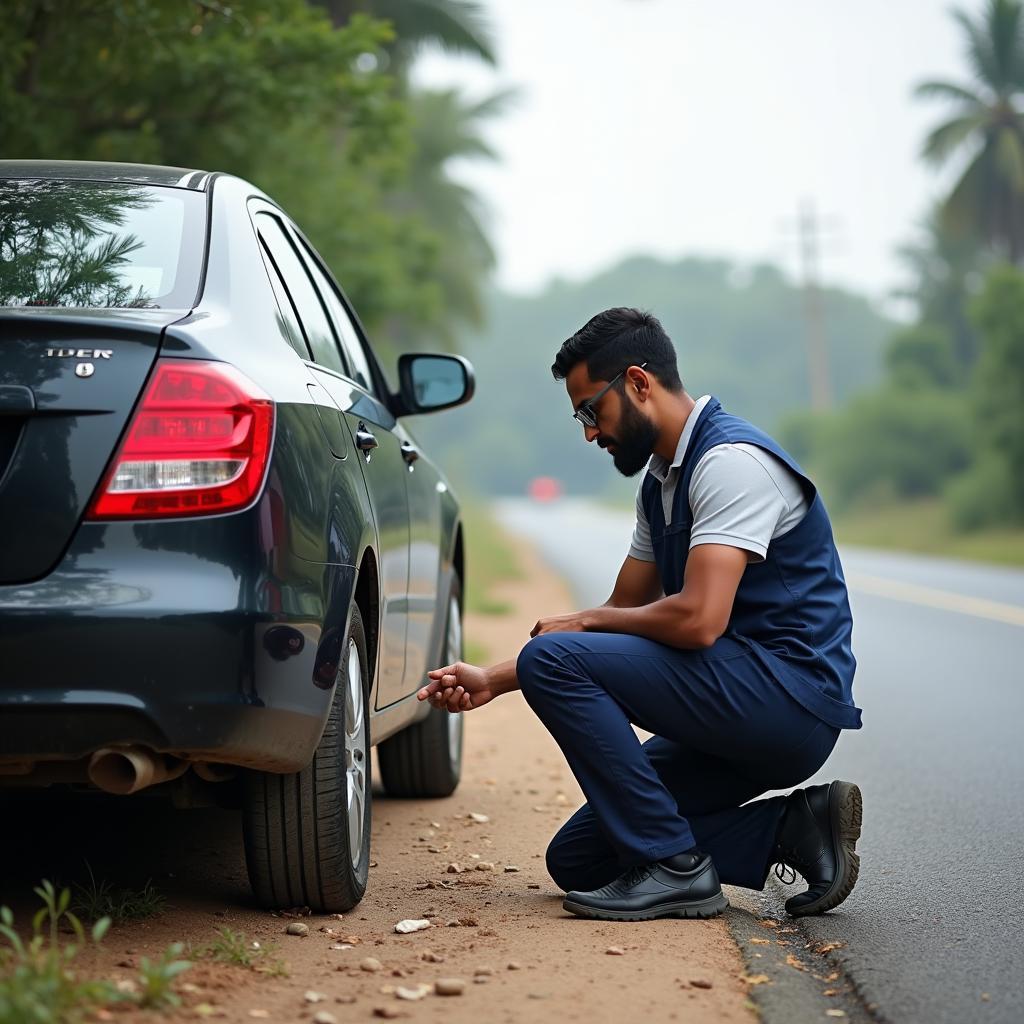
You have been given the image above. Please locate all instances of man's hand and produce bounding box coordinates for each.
[529,610,592,637]
[418,661,497,713]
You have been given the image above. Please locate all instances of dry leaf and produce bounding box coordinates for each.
[741,974,771,986]
[750,938,770,945]
[785,955,807,972]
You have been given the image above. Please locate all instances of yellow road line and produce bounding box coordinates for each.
[846,572,1024,628]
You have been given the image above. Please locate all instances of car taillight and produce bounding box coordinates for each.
[87,359,274,520]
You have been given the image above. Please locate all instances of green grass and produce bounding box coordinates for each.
[199,927,287,977]
[461,499,524,616]
[0,880,190,1023]
[834,499,1024,567]
[71,865,166,924]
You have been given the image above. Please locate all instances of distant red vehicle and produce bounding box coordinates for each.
[528,476,564,502]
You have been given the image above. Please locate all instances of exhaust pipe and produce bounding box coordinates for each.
[87,747,187,795]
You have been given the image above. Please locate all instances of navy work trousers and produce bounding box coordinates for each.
[516,631,839,892]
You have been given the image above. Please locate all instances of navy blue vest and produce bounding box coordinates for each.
[642,398,861,730]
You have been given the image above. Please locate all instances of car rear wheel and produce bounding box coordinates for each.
[378,576,464,798]
[242,603,371,912]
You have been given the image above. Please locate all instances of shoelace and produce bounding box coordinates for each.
[622,864,654,888]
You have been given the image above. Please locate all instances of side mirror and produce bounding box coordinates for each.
[396,353,475,416]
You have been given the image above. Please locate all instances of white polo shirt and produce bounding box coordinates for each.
[629,395,809,564]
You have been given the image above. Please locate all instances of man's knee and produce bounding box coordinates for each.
[544,834,577,893]
[516,633,564,701]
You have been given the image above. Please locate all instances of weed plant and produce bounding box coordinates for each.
[201,927,288,977]
[0,881,192,1024]
[71,864,166,923]
[0,880,115,1024]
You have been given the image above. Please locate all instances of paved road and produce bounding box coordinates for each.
[495,498,1024,1024]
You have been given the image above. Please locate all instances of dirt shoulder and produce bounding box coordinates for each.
[2,531,758,1023]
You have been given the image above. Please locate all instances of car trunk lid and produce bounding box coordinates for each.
[0,308,184,583]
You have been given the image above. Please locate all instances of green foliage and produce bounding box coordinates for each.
[71,864,166,924]
[0,0,500,347]
[884,324,958,390]
[0,881,115,1024]
[803,389,972,513]
[136,942,192,1009]
[963,264,1024,521]
[915,0,1024,261]
[200,927,288,976]
[946,451,1021,529]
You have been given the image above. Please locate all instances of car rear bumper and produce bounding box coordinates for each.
[0,521,355,774]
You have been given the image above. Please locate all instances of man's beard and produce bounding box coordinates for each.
[600,399,659,477]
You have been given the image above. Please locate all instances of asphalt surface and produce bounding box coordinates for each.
[495,497,1024,1024]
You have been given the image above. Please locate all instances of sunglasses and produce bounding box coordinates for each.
[572,361,648,429]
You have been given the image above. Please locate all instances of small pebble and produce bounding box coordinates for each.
[474,966,494,976]
[372,1008,402,1020]
[504,865,520,873]
[248,1013,270,1021]
[446,863,463,874]
[335,994,357,1004]
[395,919,432,934]
[421,951,446,963]
[313,1013,338,1024]
[690,978,713,989]
[606,946,626,956]
[475,862,494,872]
[304,990,326,1003]
[468,812,490,823]
[527,883,541,889]
[507,962,522,971]
[285,922,309,937]
[395,985,430,1001]
[361,957,384,972]
[435,978,466,996]
[473,976,490,984]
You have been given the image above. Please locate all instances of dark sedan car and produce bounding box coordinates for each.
[0,160,473,912]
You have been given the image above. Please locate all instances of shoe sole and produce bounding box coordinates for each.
[562,891,730,922]
[787,779,862,917]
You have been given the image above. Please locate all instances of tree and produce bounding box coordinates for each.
[895,207,987,368]
[317,0,495,66]
[965,264,1024,518]
[916,0,1024,261]
[0,0,504,351]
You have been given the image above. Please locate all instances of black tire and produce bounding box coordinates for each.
[378,576,464,798]
[242,603,371,912]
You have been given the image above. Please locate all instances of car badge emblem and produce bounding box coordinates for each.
[75,363,95,378]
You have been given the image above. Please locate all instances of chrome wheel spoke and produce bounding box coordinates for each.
[341,637,367,869]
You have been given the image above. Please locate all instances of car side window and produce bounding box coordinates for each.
[255,213,347,376]
[294,238,376,395]
[255,234,311,360]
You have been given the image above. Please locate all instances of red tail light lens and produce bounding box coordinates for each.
[87,359,275,520]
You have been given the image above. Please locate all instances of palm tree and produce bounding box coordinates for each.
[916,0,1024,261]
[318,0,495,65]
[391,86,513,345]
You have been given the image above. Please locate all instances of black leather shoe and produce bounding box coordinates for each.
[773,780,862,917]
[563,852,729,921]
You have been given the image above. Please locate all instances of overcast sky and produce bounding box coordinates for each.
[414,0,971,308]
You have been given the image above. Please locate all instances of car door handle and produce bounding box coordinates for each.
[400,441,419,465]
[355,425,379,454]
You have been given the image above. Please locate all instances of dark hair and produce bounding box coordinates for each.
[551,308,683,391]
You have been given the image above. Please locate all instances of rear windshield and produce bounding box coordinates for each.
[0,178,206,309]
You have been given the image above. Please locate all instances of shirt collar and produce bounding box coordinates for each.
[647,394,713,482]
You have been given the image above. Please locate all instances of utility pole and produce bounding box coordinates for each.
[793,198,833,412]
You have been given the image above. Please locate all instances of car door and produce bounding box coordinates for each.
[253,209,411,709]
[290,239,444,700]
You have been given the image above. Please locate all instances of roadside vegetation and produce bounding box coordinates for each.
[71,865,166,924]
[199,927,289,977]
[0,881,191,1023]
[779,0,1024,550]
